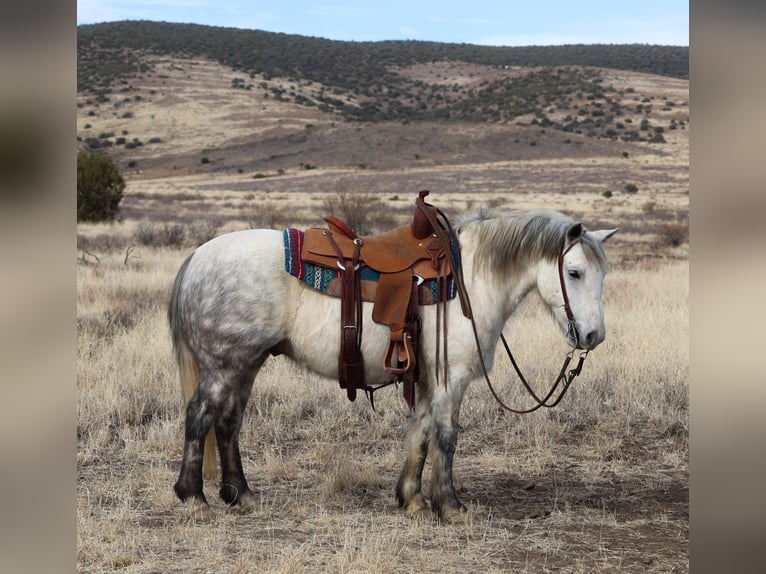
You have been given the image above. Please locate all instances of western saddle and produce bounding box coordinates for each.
[300,190,466,409]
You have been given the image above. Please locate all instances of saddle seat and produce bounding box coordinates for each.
[302,217,446,293]
[299,191,452,408]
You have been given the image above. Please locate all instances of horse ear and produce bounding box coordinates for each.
[566,223,584,243]
[590,228,619,243]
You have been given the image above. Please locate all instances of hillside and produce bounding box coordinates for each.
[78,21,687,123]
[77,22,688,170]
[77,21,688,267]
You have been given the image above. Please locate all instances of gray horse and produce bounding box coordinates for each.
[168,207,617,521]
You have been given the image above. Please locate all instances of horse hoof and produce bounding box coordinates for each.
[438,503,468,524]
[234,491,258,514]
[183,498,214,522]
[402,495,429,518]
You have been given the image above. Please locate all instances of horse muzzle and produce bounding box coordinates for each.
[568,321,605,351]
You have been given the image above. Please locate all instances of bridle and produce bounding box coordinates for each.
[412,197,590,414]
[558,239,579,346]
[489,239,589,414]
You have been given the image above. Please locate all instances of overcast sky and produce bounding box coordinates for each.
[76,1,688,46]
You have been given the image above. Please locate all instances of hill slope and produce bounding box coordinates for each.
[77,22,688,174]
[78,21,687,123]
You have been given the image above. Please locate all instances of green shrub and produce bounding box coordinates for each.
[624,183,638,194]
[77,150,125,222]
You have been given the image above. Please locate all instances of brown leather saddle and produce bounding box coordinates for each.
[300,190,455,408]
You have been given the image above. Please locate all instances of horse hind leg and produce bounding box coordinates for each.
[215,356,266,514]
[173,379,219,521]
[173,363,253,520]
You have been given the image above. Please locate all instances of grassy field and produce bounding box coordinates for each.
[77,204,687,573]
[77,56,688,572]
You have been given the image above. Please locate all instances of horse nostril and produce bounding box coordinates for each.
[584,329,606,349]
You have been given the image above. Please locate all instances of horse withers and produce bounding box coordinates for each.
[168,205,617,521]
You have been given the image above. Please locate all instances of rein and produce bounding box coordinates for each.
[413,194,590,414]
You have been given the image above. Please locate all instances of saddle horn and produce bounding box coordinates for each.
[411,190,437,239]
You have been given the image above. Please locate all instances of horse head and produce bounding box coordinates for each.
[536,224,618,350]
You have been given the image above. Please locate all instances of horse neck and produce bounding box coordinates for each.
[459,247,540,340]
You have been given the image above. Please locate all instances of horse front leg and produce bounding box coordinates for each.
[429,414,465,521]
[428,384,469,522]
[396,399,431,516]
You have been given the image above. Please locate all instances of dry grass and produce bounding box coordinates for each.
[77,236,687,572]
[77,57,687,572]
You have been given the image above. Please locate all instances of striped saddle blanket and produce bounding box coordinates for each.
[283,228,457,304]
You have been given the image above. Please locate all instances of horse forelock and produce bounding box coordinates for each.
[459,208,608,276]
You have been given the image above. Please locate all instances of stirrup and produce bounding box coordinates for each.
[383,333,414,375]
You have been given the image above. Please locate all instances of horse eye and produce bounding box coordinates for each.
[568,269,581,280]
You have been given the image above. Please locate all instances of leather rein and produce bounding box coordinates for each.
[413,196,589,414]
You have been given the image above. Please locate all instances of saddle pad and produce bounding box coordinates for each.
[284,228,375,290]
[283,228,458,303]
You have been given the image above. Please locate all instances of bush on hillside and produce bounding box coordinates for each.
[133,222,186,247]
[657,222,688,248]
[322,181,390,236]
[77,150,125,222]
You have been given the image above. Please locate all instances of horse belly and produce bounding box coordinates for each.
[284,287,393,386]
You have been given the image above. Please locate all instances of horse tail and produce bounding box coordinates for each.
[168,252,217,480]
